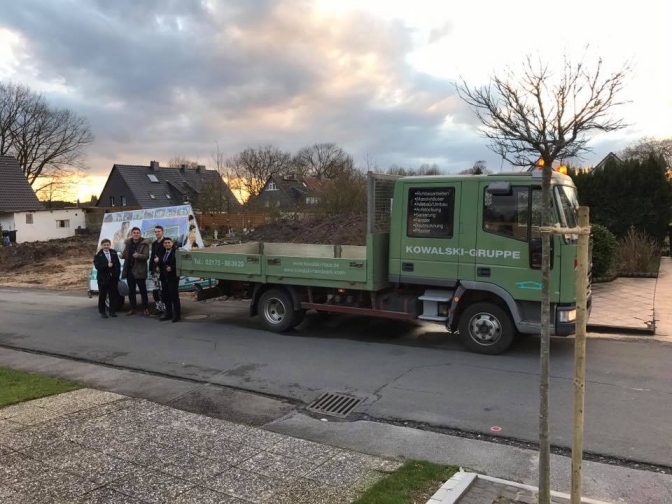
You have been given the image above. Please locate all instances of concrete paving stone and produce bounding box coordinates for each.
[9,467,99,502]
[18,437,82,461]
[263,477,359,504]
[45,446,140,485]
[0,403,63,426]
[154,450,231,483]
[64,398,137,423]
[28,389,126,414]
[155,431,261,465]
[76,487,150,503]
[0,484,31,504]
[203,467,282,502]
[237,450,319,481]
[109,467,195,504]
[224,425,288,449]
[103,438,181,467]
[267,437,341,465]
[173,486,249,504]
[305,451,381,487]
[0,452,46,487]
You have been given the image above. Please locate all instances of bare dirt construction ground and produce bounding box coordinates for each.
[246,212,367,245]
[0,235,97,291]
[0,214,366,291]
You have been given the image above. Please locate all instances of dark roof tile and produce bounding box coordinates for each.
[0,156,43,212]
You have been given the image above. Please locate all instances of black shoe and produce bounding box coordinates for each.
[101,313,109,319]
[109,313,117,318]
[172,317,181,323]
[159,314,172,321]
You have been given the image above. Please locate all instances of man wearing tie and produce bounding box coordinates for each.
[94,238,121,318]
[159,237,181,322]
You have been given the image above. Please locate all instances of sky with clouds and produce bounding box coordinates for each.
[0,0,669,199]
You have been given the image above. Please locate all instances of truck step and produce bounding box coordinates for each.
[418,315,449,322]
[418,295,453,302]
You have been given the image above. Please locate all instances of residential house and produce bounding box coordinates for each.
[0,156,44,242]
[96,161,240,212]
[254,173,332,210]
[592,152,622,172]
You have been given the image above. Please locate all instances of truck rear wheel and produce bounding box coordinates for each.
[259,289,295,332]
[458,302,515,355]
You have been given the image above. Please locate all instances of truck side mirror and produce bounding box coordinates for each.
[486,182,511,195]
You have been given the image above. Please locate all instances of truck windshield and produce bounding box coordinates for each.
[554,185,580,243]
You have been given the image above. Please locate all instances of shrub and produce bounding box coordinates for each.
[616,226,661,275]
[591,224,618,278]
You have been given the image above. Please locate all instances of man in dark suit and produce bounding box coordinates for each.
[94,238,121,318]
[159,237,181,322]
[149,224,167,316]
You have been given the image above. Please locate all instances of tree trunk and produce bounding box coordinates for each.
[571,207,590,503]
[539,163,553,504]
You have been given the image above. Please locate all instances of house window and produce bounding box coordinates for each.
[56,220,70,228]
[147,174,159,183]
[267,181,278,191]
[110,196,115,207]
[121,196,127,207]
[306,197,319,205]
[165,194,171,200]
[25,214,34,224]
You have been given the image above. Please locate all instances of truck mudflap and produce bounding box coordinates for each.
[446,285,466,329]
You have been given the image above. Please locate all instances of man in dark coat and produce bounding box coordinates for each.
[149,224,167,316]
[159,237,181,322]
[94,238,121,318]
[121,227,150,315]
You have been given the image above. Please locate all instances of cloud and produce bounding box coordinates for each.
[0,0,613,183]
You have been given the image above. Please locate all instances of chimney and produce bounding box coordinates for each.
[149,160,159,171]
[196,165,205,173]
[180,164,187,172]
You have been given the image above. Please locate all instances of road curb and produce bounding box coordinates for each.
[588,323,654,336]
[426,470,476,504]
[428,472,614,504]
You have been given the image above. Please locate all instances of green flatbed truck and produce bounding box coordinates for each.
[177,171,590,354]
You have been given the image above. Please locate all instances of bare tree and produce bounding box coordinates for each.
[458,54,628,504]
[293,143,353,179]
[34,171,83,206]
[386,163,441,176]
[228,145,292,204]
[167,156,199,169]
[0,82,93,185]
[460,160,490,175]
[621,137,672,168]
[193,144,239,213]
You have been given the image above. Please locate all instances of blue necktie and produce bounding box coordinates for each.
[163,251,170,262]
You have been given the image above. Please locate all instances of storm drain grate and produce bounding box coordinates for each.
[306,392,363,418]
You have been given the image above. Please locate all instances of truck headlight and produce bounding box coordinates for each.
[558,309,577,323]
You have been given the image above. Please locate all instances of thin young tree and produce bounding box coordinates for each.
[457,53,628,503]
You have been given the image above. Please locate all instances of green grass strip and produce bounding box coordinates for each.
[0,367,82,408]
[354,460,459,504]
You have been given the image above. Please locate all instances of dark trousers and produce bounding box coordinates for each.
[161,277,181,319]
[127,272,148,309]
[98,281,118,314]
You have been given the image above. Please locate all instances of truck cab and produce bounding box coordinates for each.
[387,171,588,353]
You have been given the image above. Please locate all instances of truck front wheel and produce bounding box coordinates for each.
[458,302,515,355]
[259,289,295,332]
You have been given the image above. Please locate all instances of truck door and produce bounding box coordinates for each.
[398,182,462,286]
[475,182,553,302]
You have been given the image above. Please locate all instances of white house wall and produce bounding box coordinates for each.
[13,209,87,243]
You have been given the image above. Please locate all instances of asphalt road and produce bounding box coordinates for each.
[1,287,671,467]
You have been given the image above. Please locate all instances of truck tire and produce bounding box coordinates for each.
[291,309,306,328]
[458,302,515,355]
[259,289,295,332]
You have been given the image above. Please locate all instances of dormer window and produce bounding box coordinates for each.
[267,181,278,191]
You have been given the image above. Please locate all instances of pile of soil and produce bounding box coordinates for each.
[0,235,98,290]
[246,213,367,246]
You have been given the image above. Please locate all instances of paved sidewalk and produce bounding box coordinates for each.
[0,389,401,503]
[589,276,656,333]
[653,257,672,339]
